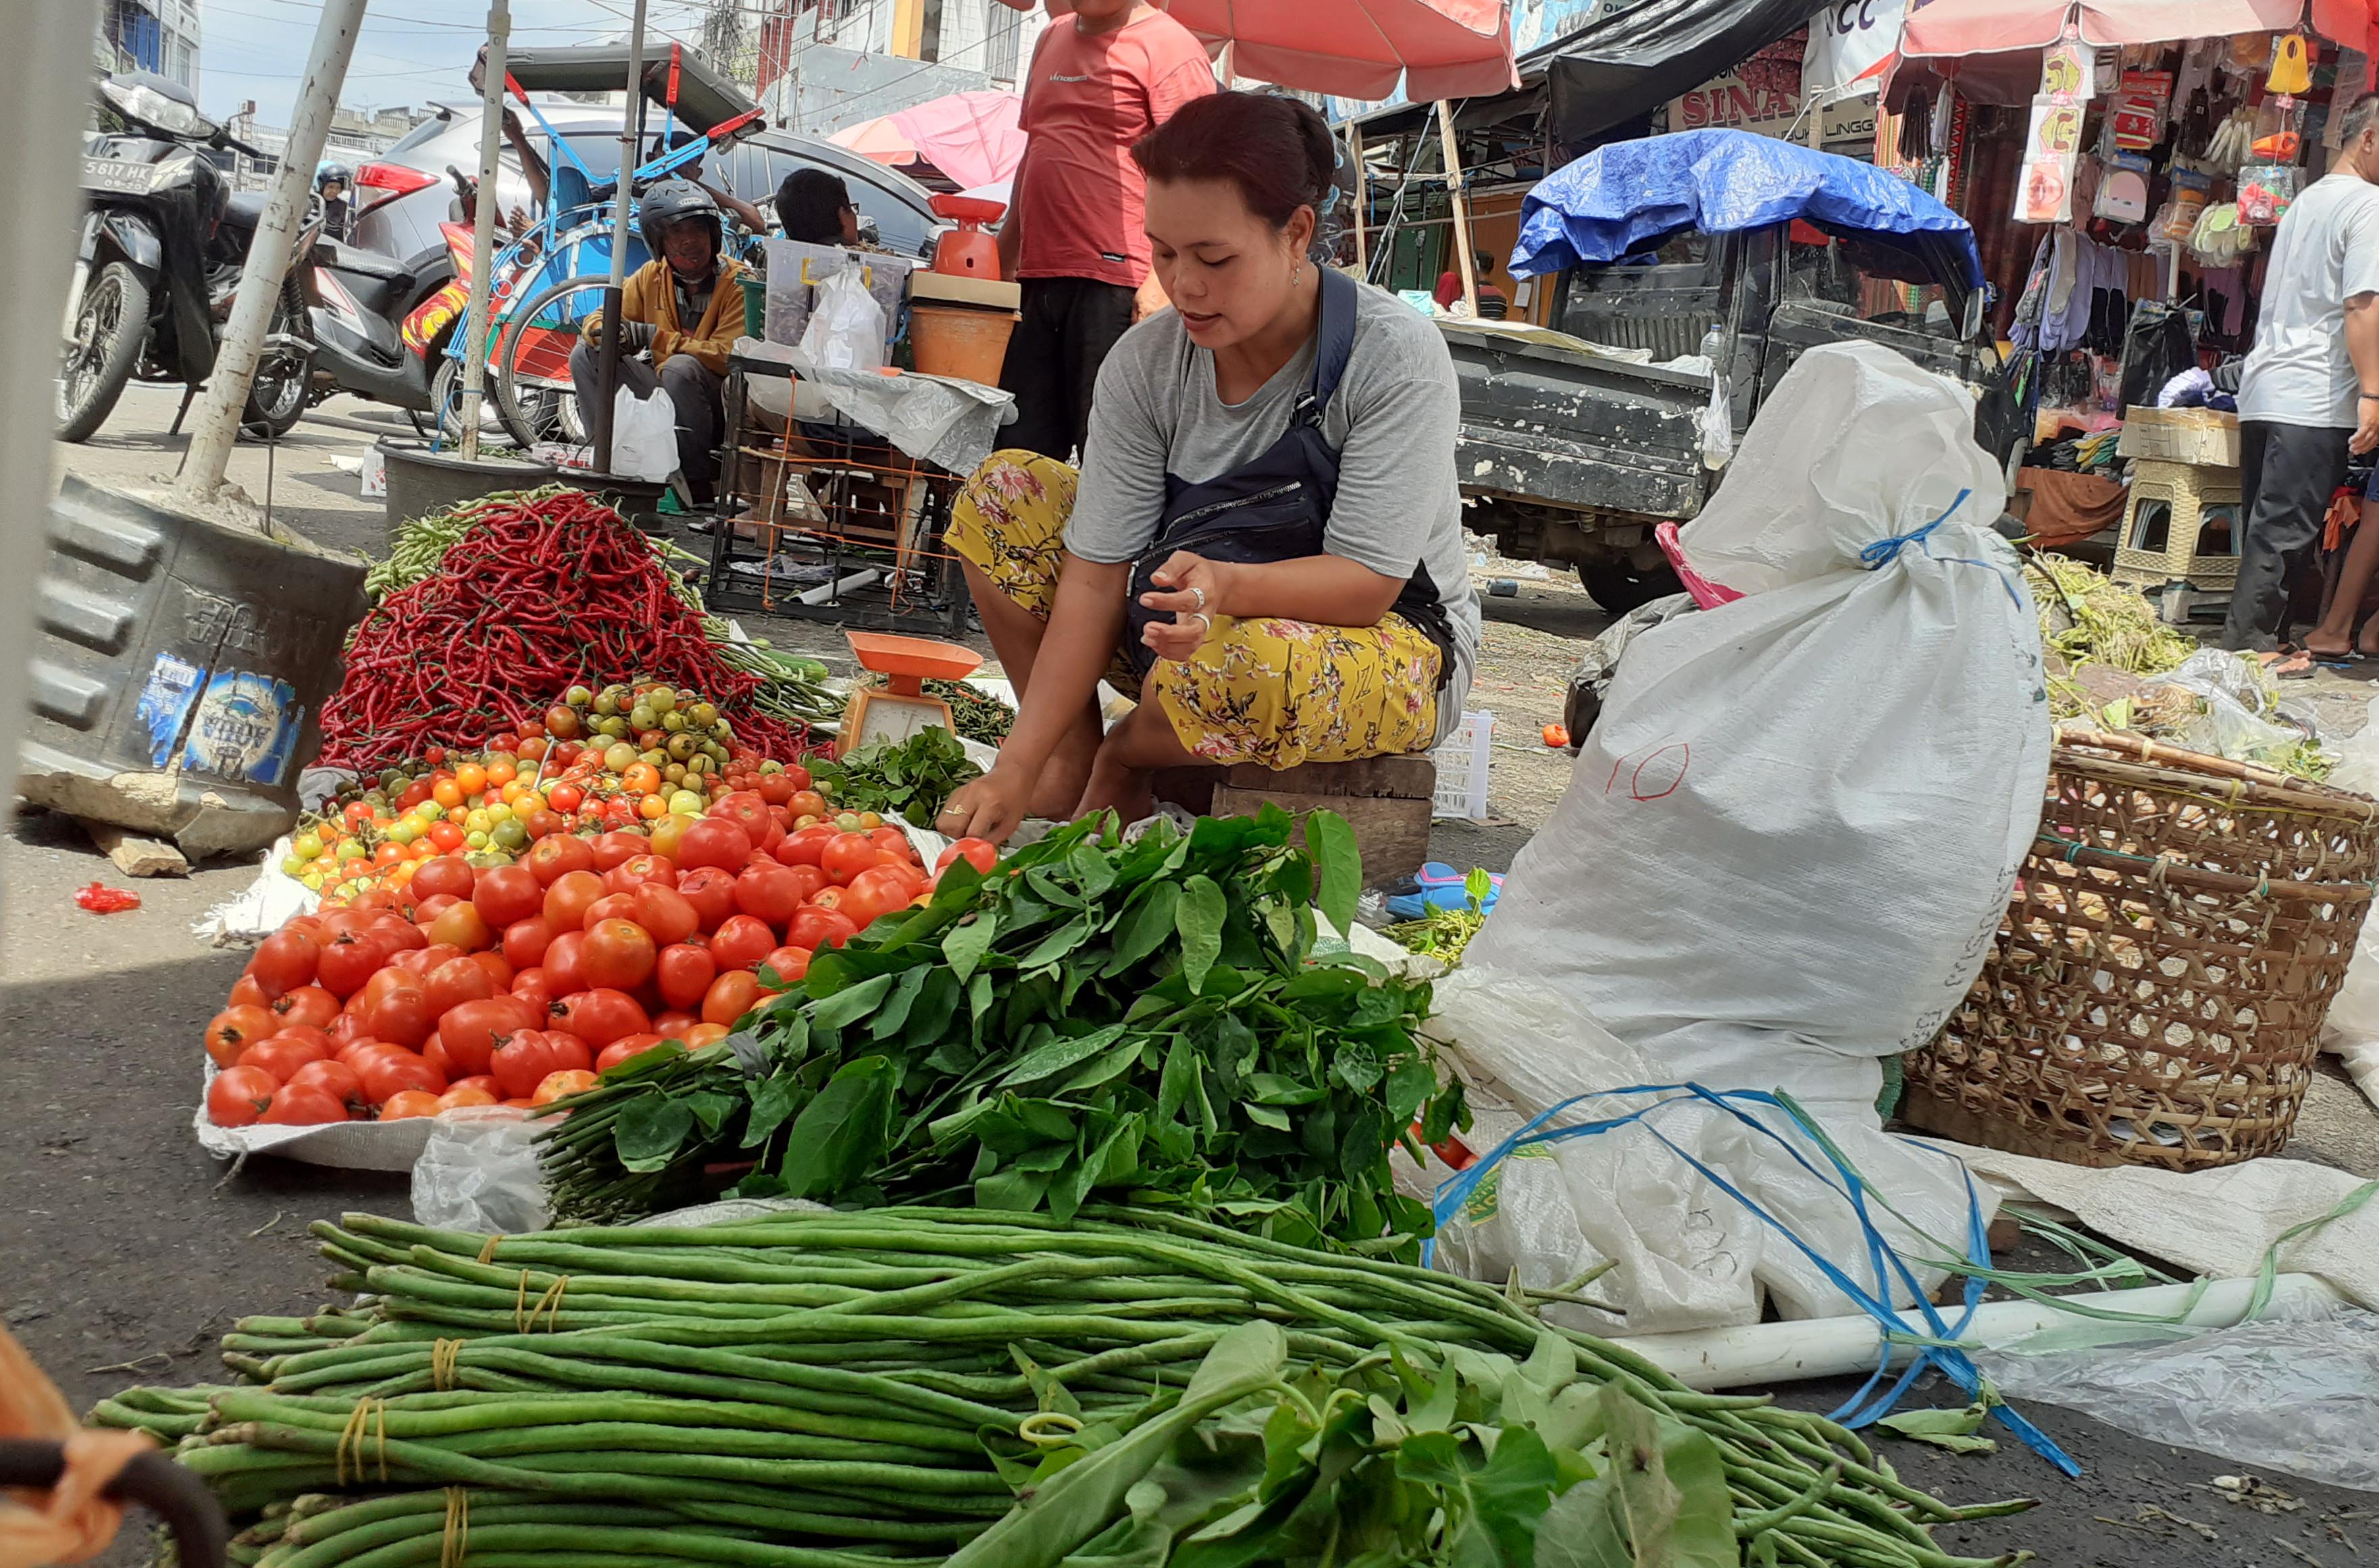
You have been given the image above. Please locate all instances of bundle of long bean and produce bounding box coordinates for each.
[95,1207,2026,1568]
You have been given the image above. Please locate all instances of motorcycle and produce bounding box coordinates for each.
[59,71,311,444]
[294,167,478,430]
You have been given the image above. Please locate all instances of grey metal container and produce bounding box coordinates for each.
[379,438,556,537]
[19,477,369,857]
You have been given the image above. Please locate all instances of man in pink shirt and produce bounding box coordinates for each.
[995,0,1214,459]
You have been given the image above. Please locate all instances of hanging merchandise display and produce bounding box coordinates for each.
[2017,97,2087,223]
[2269,28,2315,91]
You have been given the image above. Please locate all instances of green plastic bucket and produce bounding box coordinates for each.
[740,273,767,340]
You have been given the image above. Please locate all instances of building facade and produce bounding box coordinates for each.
[757,0,1038,131]
[95,0,202,90]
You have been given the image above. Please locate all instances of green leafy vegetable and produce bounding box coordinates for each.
[812,724,982,820]
[538,807,1468,1257]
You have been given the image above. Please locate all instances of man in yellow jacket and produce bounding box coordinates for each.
[571,180,746,501]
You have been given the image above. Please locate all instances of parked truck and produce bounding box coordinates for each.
[1441,129,1994,611]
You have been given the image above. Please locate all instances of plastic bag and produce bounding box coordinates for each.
[410,1107,549,1234]
[798,261,886,374]
[1468,341,2047,1076]
[1976,1301,2379,1492]
[611,382,677,484]
[2239,163,2300,225]
[2322,699,2379,1109]
[2134,646,2320,771]
[1410,971,1991,1334]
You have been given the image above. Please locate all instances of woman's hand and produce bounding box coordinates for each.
[1139,552,1232,664]
[936,768,1035,847]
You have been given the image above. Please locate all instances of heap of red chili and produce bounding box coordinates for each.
[319,490,802,770]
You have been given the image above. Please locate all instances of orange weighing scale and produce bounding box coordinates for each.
[840,630,983,758]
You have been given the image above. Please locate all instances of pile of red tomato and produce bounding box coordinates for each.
[205,779,1001,1129]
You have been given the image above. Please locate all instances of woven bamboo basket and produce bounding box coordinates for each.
[1901,729,2379,1170]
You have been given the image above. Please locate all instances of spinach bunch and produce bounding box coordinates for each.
[811,725,981,820]
[540,806,1468,1257]
[956,1322,1741,1568]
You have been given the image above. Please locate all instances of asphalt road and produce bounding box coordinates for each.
[8,393,2379,1566]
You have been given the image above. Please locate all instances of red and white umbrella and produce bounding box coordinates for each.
[829,90,1026,191]
[1000,0,1516,101]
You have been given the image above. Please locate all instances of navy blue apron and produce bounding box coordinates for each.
[1123,267,1456,686]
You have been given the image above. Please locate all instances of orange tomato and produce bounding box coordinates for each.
[486,758,517,787]
[637,793,667,820]
[622,763,663,797]
[683,1022,730,1048]
[438,1083,500,1110]
[380,1089,444,1120]
[432,779,463,809]
[532,1068,601,1106]
[454,763,488,796]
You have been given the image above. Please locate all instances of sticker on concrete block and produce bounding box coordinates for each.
[132,652,302,786]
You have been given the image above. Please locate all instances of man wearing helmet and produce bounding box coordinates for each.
[316,162,355,242]
[569,179,747,501]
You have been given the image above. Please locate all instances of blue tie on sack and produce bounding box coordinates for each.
[1856,487,2025,610]
[1427,1081,2081,1476]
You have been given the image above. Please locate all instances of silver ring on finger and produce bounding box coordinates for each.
[1190,585,1207,613]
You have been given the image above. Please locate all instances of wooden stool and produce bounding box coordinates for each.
[1200,756,1437,889]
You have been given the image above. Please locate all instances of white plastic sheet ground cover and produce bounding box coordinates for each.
[1442,342,2043,1338]
[1977,1302,2379,1494]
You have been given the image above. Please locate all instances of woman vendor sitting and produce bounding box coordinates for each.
[936,91,1480,845]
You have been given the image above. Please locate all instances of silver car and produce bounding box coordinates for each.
[351,103,943,262]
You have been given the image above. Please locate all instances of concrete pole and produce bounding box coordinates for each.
[0,0,105,899]
[172,0,368,509]
[590,0,650,476]
[459,0,512,461]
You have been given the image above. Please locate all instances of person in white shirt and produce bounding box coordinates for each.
[2226,93,2379,660]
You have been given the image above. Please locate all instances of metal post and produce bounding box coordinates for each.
[1435,99,1477,316]
[1350,124,1368,273]
[171,0,367,510]
[458,0,511,461]
[0,0,103,874]
[590,0,650,477]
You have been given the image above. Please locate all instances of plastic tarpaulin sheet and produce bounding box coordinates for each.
[1540,0,1817,144]
[1510,129,1984,290]
[1901,0,2301,57]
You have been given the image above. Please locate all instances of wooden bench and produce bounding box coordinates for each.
[1156,756,1436,888]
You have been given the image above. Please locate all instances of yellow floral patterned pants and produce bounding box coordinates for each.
[948,450,1441,770]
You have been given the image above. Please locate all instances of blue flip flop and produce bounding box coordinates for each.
[1385,863,1502,920]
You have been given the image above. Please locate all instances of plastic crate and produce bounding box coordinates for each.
[1431,709,1493,819]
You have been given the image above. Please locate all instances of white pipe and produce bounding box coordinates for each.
[458,0,511,462]
[1610,1274,2350,1392]
[797,568,881,606]
[172,0,368,508]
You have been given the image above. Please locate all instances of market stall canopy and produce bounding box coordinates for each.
[829,90,1024,191]
[998,0,1516,99]
[1510,128,1985,292]
[1538,0,1819,145]
[1899,0,2302,56]
[498,43,765,134]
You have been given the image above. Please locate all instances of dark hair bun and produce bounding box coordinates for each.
[1133,90,1335,230]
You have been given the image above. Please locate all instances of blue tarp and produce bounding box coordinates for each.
[1511,130,1984,292]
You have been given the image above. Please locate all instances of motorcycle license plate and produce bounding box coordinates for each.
[82,157,154,195]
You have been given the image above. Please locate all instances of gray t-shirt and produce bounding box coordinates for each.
[1065,280,1480,741]
[2239,174,2379,428]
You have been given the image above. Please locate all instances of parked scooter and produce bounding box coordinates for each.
[59,72,311,444]
[291,167,469,425]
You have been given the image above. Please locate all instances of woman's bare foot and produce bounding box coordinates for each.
[1073,739,1153,825]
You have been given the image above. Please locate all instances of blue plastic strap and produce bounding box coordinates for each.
[1429,1081,2080,1476]
[1855,487,2025,611]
